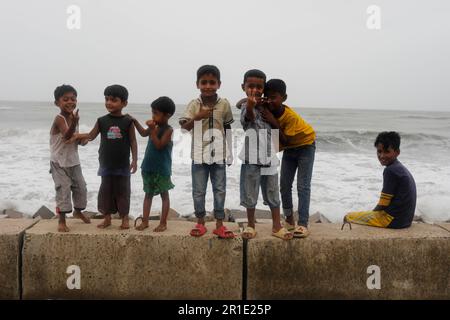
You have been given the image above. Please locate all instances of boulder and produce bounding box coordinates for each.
[32,206,55,219]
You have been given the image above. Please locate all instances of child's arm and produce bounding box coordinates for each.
[261,108,288,145]
[373,192,394,211]
[373,204,387,211]
[180,106,211,131]
[129,123,138,174]
[373,170,396,211]
[149,122,173,150]
[244,95,257,122]
[129,115,151,137]
[54,110,79,141]
[77,121,100,141]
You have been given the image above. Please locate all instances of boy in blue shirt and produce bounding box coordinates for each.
[344,131,416,229]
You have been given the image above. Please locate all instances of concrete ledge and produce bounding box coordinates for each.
[437,223,450,233]
[0,219,37,299]
[246,223,450,299]
[22,220,242,299]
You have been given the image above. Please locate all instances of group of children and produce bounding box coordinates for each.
[50,65,417,238]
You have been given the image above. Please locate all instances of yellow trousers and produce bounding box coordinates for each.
[345,210,394,228]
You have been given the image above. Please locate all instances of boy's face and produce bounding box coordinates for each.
[55,92,77,114]
[152,108,170,125]
[105,96,127,114]
[242,77,265,98]
[376,143,400,166]
[197,73,221,98]
[264,90,287,113]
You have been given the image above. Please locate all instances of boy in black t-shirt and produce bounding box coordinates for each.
[343,131,416,229]
[77,85,138,229]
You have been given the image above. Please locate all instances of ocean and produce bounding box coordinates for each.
[1,100,449,223]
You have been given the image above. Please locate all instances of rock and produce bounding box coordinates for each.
[92,213,105,219]
[226,209,271,223]
[4,210,24,219]
[80,211,98,219]
[168,208,181,220]
[320,214,331,223]
[413,215,424,223]
[309,212,331,223]
[186,212,215,222]
[0,215,8,219]
[133,208,182,222]
[32,206,55,219]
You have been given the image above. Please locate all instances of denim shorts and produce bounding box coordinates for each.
[240,164,280,209]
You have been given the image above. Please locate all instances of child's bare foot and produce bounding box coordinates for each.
[120,217,130,230]
[153,223,167,232]
[97,215,111,229]
[73,211,91,224]
[58,222,70,232]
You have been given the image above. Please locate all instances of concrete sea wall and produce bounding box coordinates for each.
[1,219,449,299]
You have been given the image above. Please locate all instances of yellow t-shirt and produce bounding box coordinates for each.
[277,105,315,150]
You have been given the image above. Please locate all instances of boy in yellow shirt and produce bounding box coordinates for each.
[262,79,316,238]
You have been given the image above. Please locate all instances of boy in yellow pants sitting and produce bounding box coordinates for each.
[344,131,416,229]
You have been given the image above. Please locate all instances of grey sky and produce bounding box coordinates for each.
[0,0,449,110]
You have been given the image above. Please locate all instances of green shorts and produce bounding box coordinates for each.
[142,171,174,196]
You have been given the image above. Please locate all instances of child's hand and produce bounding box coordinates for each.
[72,109,80,122]
[64,133,79,144]
[247,92,263,109]
[130,160,137,174]
[194,105,213,120]
[79,138,89,146]
[261,108,278,127]
[146,120,157,130]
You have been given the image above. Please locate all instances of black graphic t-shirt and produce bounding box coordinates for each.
[97,114,132,170]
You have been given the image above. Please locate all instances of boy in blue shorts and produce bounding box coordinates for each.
[239,70,292,240]
[343,131,416,229]
[77,84,138,229]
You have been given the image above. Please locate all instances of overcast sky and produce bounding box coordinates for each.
[0,0,449,110]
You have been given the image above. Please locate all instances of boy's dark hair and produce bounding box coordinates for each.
[151,96,176,116]
[104,84,128,102]
[374,131,401,151]
[54,84,77,100]
[265,79,287,96]
[243,69,266,84]
[197,65,221,82]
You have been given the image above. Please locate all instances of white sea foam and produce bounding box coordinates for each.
[1,104,449,223]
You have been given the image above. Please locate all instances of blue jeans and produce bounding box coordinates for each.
[191,162,226,220]
[280,143,315,227]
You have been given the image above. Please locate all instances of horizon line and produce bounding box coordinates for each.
[0,99,449,113]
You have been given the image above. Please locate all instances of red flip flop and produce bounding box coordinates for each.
[213,225,235,239]
[190,223,207,237]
